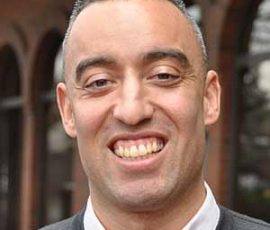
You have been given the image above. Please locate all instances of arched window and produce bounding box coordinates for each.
[0,45,22,230]
[235,0,270,222]
[32,32,73,227]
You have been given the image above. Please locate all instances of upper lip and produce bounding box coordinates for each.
[107,131,168,150]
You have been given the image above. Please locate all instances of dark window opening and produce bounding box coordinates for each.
[33,32,73,227]
[0,45,22,230]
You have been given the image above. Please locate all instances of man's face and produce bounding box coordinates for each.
[58,0,220,212]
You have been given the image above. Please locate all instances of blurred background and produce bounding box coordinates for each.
[1,0,270,229]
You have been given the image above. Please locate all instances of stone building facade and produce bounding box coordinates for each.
[1,0,270,229]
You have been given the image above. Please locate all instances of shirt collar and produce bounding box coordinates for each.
[83,197,105,230]
[84,182,220,230]
[182,182,220,230]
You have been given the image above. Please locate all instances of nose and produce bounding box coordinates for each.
[113,77,154,125]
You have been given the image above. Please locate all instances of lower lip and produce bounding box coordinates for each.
[111,146,167,172]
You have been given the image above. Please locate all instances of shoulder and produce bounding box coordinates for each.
[38,208,85,230]
[217,206,270,230]
[39,216,76,230]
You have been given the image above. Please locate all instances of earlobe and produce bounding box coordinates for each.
[204,70,221,126]
[56,82,77,138]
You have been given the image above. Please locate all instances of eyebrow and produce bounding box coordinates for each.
[75,49,191,82]
[75,56,116,82]
[142,49,191,68]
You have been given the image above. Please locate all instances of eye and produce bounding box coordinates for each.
[155,73,179,81]
[148,71,182,87]
[146,64,183,87]
[86,79,110,88]
[82,75,116,95]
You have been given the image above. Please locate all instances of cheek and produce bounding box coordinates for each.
[155,89,203,129]
[72,101,111,176]
[72,100,110,139]
[72,99,115,173]
[160,91,206,168]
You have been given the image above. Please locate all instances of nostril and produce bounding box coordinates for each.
[113,100,154,125]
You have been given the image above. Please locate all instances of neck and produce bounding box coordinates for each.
[90,180,206,230]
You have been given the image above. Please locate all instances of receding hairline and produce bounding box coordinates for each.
[62,0,208,79]
[63,0,187,47]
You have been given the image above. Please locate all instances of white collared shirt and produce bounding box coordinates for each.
[83,182,220,230]
[182,183,220,230]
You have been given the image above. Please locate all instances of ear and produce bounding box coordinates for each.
[56,82,77,138]
[204,70,221,126]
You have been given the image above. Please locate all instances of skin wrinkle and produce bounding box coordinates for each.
[74,48,196,89]
[62,0,208,81]
[56,0,221,229]
[75,56,116,83]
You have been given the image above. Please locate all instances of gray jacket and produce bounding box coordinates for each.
[39,206,270,230]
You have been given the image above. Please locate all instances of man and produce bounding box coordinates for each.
[41,0,270,229]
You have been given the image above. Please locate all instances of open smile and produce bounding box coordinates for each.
[108,134,167,160]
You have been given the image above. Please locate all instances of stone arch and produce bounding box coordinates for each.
[30,29,64,227]
[222,0,270,221]
[19,10,70,230]
[215,0,263,206]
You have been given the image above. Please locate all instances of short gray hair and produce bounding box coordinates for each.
[63,0,208,74]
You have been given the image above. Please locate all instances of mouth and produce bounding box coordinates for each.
[109,136,166,160]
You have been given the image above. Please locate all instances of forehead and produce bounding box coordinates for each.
[66,0,200,74]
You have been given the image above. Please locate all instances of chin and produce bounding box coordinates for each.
[110,185,176,212]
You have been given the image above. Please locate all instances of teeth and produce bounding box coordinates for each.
[138,144,147,156]
[119,146,124,157]
[130,146,138,157]
[152,142,158,152]
[115,148,120,156]
[124,148,130,157]
[146,143,152,154]
[113,141,164,159]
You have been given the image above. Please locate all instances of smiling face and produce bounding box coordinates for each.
[58,0,220,214]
